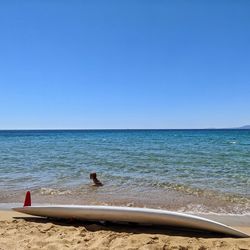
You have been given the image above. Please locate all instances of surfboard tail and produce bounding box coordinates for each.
[24,191,31,207]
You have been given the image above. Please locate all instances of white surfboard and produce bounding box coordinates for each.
[13,192,249,238]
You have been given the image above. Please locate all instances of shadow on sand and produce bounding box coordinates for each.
[13,216,236,239]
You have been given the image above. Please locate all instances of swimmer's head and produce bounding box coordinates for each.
[90,173,97,179]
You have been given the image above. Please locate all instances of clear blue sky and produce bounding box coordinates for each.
[0,0,249,129]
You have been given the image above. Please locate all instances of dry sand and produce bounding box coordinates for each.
[0,210,250,250]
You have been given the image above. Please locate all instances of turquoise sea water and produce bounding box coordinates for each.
[0,130,249,214]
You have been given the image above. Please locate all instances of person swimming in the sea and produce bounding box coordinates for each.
[90,172,103,186]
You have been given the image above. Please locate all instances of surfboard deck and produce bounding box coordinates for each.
[12,192,249,238]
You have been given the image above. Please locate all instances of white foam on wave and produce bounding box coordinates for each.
[40,188,72,196]
[176,203,250,216]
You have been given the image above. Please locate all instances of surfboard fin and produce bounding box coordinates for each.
[24,191,31,207]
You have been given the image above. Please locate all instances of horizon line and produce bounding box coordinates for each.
[0,127,249,131]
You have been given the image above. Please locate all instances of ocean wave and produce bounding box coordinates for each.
[176,203,250,215]
[40,188,72,196]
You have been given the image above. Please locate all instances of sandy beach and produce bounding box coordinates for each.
[0,210,249,250]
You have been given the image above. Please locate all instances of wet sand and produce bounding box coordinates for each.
[1,185,249,215]
[0,210,249,250]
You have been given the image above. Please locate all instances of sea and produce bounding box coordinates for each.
[0,129,249,215]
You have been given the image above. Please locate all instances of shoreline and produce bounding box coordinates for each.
[1,185,249,216]
[1,209,250,249]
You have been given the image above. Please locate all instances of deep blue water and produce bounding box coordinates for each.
[0,130,249,213]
